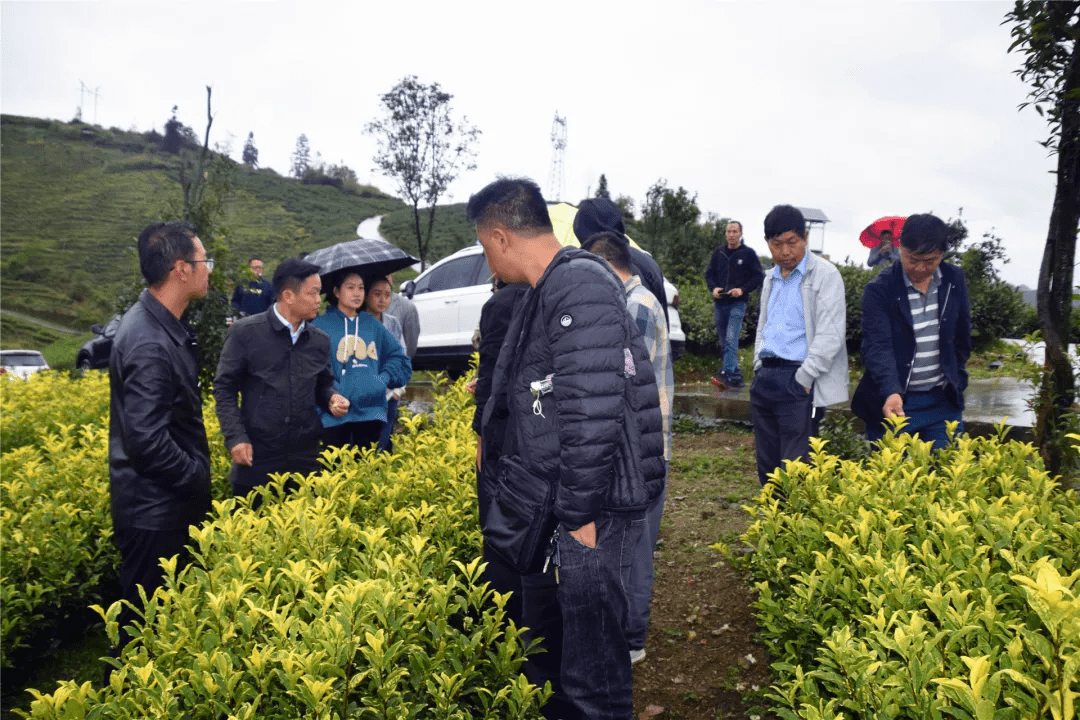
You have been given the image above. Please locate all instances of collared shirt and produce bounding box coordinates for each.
[624,274,673,461]
[760,252,809,362]
[904,267,944,391]
[273,303,305,345]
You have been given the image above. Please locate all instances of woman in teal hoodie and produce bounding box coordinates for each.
[312,270,412,450]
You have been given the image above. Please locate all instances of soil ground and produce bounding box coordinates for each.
[632,425,774,720]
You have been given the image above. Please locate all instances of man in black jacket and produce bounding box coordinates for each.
[573,196,670,330]
[471,278,529,627]
[472,177,666,720]
[214,258,349,502]
[851,214,971,449]
[109,220,213,655]
[705,220,764,388]
[230,256,275,316]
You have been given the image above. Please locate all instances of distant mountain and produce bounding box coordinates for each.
[0,114,405,335]
[1015,284,1080,309]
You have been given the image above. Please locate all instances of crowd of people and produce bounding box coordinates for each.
[106,179,971,718]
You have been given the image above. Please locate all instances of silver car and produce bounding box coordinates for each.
[0,349,50,379]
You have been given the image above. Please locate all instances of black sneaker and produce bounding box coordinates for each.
[726,373,745,388]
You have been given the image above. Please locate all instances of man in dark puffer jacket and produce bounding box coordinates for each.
[473,177,666,720]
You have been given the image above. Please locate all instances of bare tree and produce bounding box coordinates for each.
[365,76,481,269]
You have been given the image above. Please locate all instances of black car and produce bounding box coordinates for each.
[76,314,121,371]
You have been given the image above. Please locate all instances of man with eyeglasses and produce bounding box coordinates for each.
[751,205,849,488]
[108,220,213,661]
[852,214,971,449]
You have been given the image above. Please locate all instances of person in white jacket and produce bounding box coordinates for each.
[751,205,849,488]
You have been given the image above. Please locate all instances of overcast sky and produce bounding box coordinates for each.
[1,0,1062,287]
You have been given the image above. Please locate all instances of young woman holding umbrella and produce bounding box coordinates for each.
[311,269,412,451]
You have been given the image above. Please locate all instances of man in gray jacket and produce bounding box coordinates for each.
[751,205,849,487]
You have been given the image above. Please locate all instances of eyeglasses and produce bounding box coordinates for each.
[187,258,215,273]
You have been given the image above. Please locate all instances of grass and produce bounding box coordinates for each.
[41,333,95,370]
[378,203,476,269]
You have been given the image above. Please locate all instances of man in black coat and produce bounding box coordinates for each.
[704,220,764,388]
[471,278,529,627]
[230,256,275,316]
[214,258,349,502]
[851,214,971,449]
[472,177,666,720]
[109,220,213,656]
[573,196,670,330]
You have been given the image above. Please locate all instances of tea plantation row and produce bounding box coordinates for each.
[730,427,1080,719]
[1,372,548,719]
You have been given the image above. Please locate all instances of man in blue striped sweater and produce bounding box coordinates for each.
[851,213,972,449]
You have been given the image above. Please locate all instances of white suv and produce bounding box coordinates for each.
[402,245,685,374]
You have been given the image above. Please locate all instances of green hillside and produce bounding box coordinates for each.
[378,202,476,267]
[0,114,405,345]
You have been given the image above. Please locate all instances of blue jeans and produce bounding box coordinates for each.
[866,386,963,450]
[521,512,643,720]
[377,397,399,452]
[625,485,665,650]
[713,301,747,377]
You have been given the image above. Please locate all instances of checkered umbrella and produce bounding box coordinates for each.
[305,237,419,295]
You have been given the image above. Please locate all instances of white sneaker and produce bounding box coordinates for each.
[630,648,647,665]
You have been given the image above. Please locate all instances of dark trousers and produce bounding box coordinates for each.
[625,484,665,650]
[323,421,383,452]
[476,463,524,629]
[866,386,963,450]
[522,512,643,720]
[377,398,399,453]
[750,364,820,487]
[112,526,193,654]
[230,444,321,509]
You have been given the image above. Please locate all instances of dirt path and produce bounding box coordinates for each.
[633,426,774,720]
[0,308,81,335]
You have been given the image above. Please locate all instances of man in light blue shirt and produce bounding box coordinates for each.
[751,205,849,488]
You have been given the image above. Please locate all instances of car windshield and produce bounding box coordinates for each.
[2,352,46,366]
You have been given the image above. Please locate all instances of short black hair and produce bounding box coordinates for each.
[466,177,553,234]
[272,257,321,296]
[249,256,262,263]
[727,220,742,233]
[137,221,198,287]
[582,231,632,274]
[900,214,948,254]
[763,205,806,240]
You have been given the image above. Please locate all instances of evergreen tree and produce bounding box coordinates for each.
[242,132,259,167]
[291,134,310,179]
[596,174,611,199]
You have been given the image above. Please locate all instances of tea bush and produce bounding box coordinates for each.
[15,376,549,718]
[1,377,232,668]
[0,371,110,451]
[728,427,1080,719]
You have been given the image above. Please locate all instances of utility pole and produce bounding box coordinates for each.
[77,81,101,124]
[549,112,567,202]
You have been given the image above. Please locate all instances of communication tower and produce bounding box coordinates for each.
[549,112,567,202]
